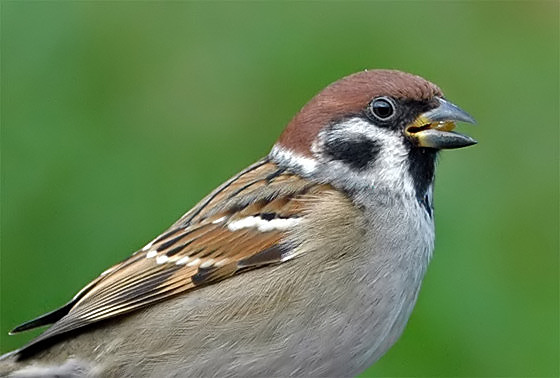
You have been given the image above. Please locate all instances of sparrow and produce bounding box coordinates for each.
[0,69,476,377]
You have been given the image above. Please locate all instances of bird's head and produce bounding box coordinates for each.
[270,69,476,197]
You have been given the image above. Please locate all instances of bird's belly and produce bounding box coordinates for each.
[93,238,430,376]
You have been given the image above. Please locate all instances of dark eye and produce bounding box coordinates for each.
[369,97,395,121]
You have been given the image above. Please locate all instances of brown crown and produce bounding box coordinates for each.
[277,69,443,156]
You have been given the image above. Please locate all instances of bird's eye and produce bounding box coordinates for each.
[369,97,395,121]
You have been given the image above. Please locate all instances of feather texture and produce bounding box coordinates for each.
[12,158,332,353]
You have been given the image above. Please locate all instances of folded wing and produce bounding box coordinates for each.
[12,159,329,355]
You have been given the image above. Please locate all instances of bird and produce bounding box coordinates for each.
[0,69,476,377]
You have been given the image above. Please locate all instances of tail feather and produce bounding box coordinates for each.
[9,301,75,334]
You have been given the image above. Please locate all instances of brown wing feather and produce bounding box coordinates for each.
[14,158,327,354]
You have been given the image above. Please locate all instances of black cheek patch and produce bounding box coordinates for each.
[325,137,381,170]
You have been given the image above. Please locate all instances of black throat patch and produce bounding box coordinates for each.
[407,146,437,199]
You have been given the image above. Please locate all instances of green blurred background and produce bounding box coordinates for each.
[1,2,558,376]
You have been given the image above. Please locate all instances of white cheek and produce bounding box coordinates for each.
[315,118,414,194]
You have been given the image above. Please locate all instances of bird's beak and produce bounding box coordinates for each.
[405,97,477,149]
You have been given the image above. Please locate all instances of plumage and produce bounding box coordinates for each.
[11,159,326,355]
[278,70,443,156]
[0,69,476,377]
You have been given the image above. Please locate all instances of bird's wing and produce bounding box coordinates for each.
[12,158,330,353]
